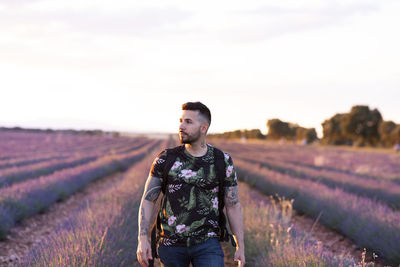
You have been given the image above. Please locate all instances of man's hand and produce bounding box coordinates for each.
[225,185,245,266]
[137,238,152,267]
[234,246,245,267]
[137,175,162,266]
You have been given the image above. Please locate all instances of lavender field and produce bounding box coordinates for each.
[227,182,357,266]
[20,145,163,266]
[12,133,358,266]
[0,130,160,240]
[212,140,400,265]
[1,130,399,266]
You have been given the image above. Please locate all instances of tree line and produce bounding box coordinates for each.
[209,105,400,148]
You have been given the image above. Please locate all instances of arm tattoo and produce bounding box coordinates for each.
[225,186,239,207]
[144,176,162,202]
[139,206,149,236]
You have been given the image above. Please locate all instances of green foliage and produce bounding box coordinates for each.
[378,120,397,146]
[267,119,294,140]
[176,212,189,224]
[187,187,196,210]
[209,128,266,140]
[166,199,173,216]
[177,196,189,208]
[295,127,318,144]
[189,217,206,230]
[266,119,318,143]
[321,113,348,145]
[198,192,211,210]
[341,105,382,146]
[321,105,399,147]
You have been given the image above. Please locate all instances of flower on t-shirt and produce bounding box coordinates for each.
[171,161,182,170]
[176,224,190,233]
[208,232,217,237]
[181,169,197,179]
[168,216,176,226]
[212,197,218,209]
[226,165,234,177]
[223,152,230,160]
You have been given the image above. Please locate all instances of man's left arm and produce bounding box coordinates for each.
[225,185,245,267]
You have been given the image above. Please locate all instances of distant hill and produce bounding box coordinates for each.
[0,126,120,137]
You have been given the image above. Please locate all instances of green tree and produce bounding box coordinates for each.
[378,120,397,147]
[340,105,382,146]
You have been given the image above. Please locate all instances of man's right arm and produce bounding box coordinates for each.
[137,175,162,266]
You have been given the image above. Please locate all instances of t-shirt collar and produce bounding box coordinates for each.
[183,144,211,159]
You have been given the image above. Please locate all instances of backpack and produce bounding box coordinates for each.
[149,145,236,262]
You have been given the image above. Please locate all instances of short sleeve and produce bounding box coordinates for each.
[222,152,238,187]
[149,150,168,179]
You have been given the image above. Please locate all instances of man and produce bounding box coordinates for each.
[137,101,245,267]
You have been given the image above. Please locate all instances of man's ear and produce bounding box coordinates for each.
[201,123,209,134]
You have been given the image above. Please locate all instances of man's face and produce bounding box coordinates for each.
[179,110,208,144]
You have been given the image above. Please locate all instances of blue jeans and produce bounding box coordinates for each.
[157,237,225,267]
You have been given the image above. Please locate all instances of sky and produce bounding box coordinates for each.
[1,0,399,138]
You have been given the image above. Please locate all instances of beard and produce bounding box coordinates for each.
[179,128,201,144]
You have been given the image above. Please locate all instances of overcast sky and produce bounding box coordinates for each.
[1,0,399,137]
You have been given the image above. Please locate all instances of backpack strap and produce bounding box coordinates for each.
[213,147,237,247]
[150,145,184,262]
[161,145,185,194]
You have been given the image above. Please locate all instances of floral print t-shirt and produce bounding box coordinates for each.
[149,144,238,247]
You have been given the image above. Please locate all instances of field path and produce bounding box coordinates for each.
[0,171,125,267]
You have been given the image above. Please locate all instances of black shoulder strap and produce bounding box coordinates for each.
[150,145,184,262]
[213,147,226,235]
[213,147,225,211]
[161,145,185,194]
[213,147,237,247]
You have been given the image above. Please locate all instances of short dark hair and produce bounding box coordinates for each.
[182,101,211,125]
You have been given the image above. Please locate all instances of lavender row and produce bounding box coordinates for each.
[0,136,147,169]
[0,140,161,240]
[217,140,400,180]
[0,130,137,160]
[0,156,98,188]
[233,153,400,210]
[0,131,117,158]
[234,158,400,264]
[0,138,154,188]
[237,182,357,266]
[20,142,169,266]
[0,155,69,170]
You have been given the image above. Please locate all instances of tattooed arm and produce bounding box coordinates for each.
[225,185,246,266]
[137,175,162,267]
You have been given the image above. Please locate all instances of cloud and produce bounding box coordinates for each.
[0,3,193,69]
[0,5,193,37]
[213,2,380,43]
[0,0,381,46]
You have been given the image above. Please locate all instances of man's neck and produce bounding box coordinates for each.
[185,139,208,157]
